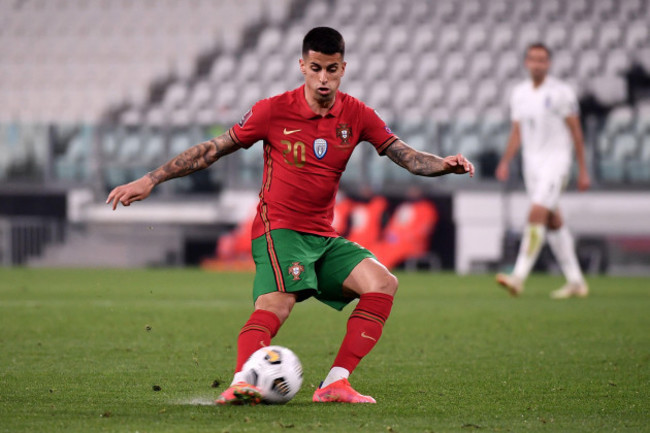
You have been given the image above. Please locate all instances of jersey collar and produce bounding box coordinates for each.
[296,85,342,119]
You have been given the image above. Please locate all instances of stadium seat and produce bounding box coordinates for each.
[600,133,638,182]
[485,0,510,22]
[538,0,562,21]
[545,24,569,52]
[589,75,628,106]
[370,197,439,270]
[603,49,630,76]
[511,0,536,22]
[366,81,392,111]
[495,52,519,81]
[467,51,493,81]
[441,52,467,81]
[591,0,617,21]
[346,195,388,250]
[624,21,649,51]
[457,0,483,24]
[473,81,499,111]
[605,106,635,135]
[576,50,602,80]
[437,25,462,53]
[364,54,389,82]
[415,56,441,82]
[394,82,419,113]
[419,80,445,112]
[597,23,623,51]
[411,27,436,55]
[565,0,590,20]
[628,135,650,182]
[490,25,515,53]
[617,0,645,21]
[257,26,283,56]
[570,23,596,51]
[635,102,650,136]
[389,53,415,82]
[385,27,409,55]
[551,50,575,79]
[463,25,489,53]
[446,80,472,112]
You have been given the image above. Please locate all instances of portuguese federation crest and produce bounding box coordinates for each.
[288,262,305,281]
[336,123,353,147]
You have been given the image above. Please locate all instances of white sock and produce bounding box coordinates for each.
[512,224,546,281]
[547,226,584,284]
[231,371,247,386]
[321,367,350,388]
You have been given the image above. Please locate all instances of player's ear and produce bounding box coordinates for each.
[341,61,346,77]
[299,58,306,76]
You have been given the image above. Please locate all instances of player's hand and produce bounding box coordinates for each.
[495,162,509,182]
[577,169,591,191]
[443,153,474,177]
[443,153,475,177]
[106,176,155,210]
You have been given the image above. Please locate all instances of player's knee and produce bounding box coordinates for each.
[374,272,398,296]
[255,292,296,323]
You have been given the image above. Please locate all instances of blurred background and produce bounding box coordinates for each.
[1,0,649,275]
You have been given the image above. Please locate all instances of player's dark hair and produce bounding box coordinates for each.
[302,27,345,58]
[526,42,552,59]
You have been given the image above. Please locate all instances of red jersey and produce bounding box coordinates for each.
[229,85,398,239]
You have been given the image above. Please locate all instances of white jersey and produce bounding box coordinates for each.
[510,76,578,174]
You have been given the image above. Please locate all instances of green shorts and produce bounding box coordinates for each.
[251,229,376,311]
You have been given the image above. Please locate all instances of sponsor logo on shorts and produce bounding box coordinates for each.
[288,261,305,281]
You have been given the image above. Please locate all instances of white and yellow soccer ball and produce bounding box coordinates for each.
[241,345,303,404]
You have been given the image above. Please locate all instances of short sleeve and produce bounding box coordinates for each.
[510,87,522,122]
[359,105,399,155]
[228,99,271,148]
[557,85,579,118]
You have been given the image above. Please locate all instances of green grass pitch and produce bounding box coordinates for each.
[1,269,648,432]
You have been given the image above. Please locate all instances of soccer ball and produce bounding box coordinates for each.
[241,345,303,404]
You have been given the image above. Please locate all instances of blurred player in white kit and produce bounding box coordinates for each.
[495,43,590,299]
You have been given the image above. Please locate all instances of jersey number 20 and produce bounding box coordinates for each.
[281,140,306,168]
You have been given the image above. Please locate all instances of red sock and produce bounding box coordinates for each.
[332,292,394,373]
[235,309,281,372]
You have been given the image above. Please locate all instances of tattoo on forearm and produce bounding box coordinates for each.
[385,141,446,177]
[147,132,238,185]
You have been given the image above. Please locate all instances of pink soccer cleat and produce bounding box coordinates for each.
[215,382,262,406]
[312,379,376,404]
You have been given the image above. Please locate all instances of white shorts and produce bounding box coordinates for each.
[523,169,569,210]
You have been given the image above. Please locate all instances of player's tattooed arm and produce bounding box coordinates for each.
[385,140,474,177]
[147,132,239,185]
[106,132,240,210]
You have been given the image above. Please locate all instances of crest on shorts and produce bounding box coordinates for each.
[313,138,328,159]
[288,262,305,281]
[335,123,353,148]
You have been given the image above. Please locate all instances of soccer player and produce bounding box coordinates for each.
[495,43,590,299]
[107,27,474,404]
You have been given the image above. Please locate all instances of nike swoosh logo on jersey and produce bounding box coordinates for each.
[283,128,301,135]
[361,332,377,342]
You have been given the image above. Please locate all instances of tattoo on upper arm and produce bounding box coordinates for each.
[147,132,239,185]
[385,140,446,177]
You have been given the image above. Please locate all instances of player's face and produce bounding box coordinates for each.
[525,48,550,82]
[300,50,346,106]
